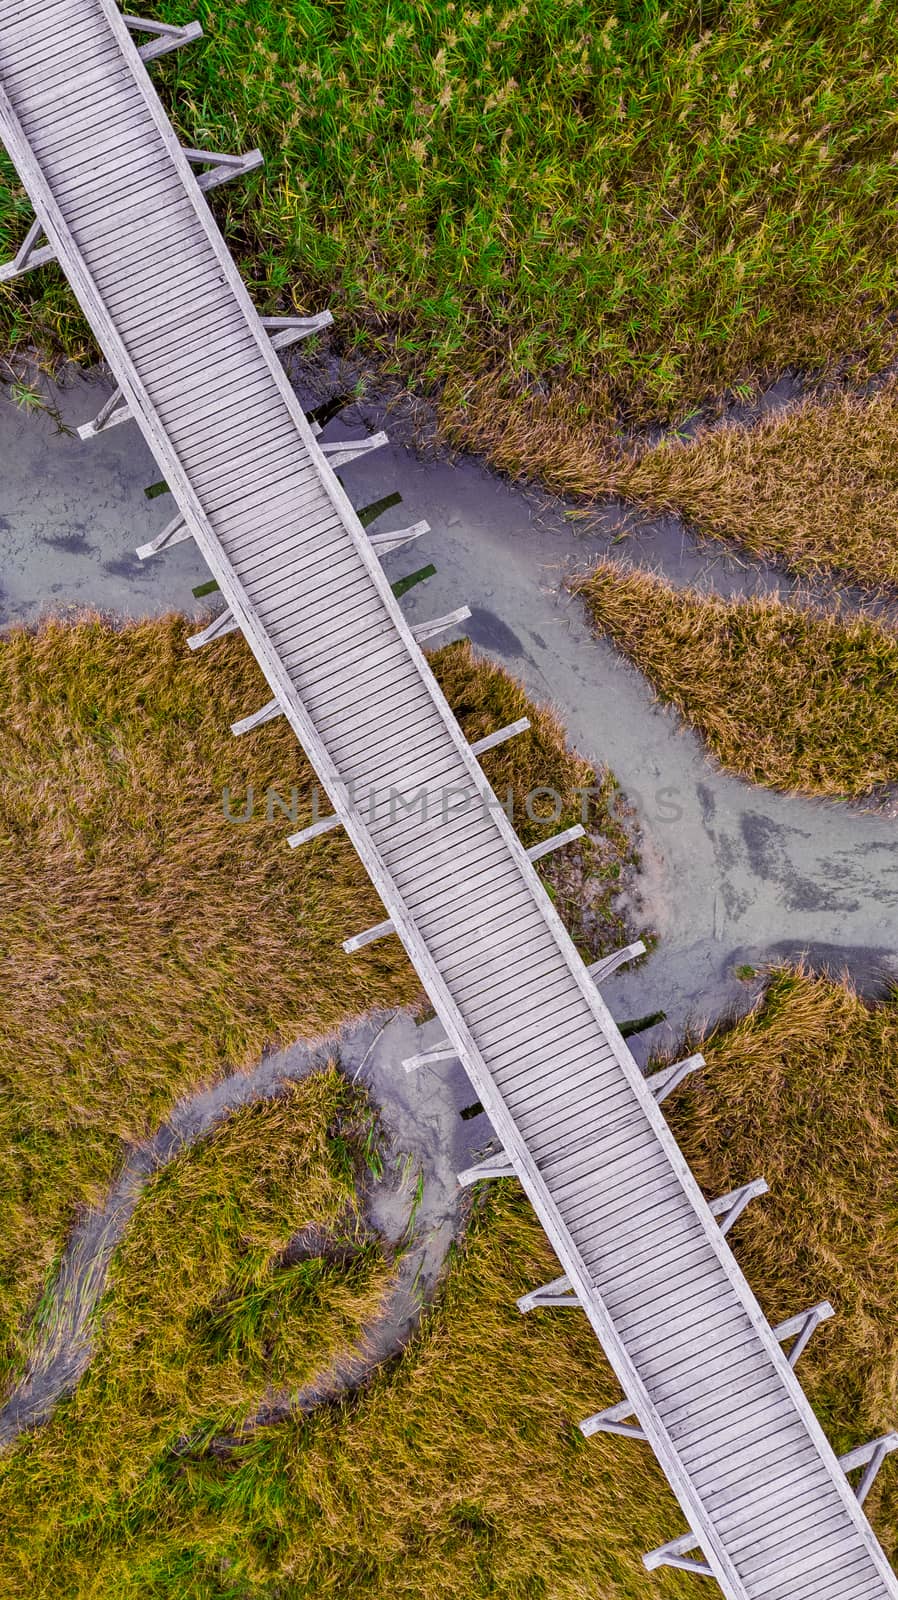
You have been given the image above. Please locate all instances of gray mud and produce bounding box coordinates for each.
[3,366,898,1065]
[3,362,898,1441]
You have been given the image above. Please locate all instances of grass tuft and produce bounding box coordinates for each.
[570,558,898,797]
[613,378,898,589]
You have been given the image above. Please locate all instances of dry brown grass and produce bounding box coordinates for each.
[441,377,898,598]
[613,378,898,590]
[571,558,898,798]
[0,614,637,1391]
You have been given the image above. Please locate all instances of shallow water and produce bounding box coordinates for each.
[2,366,897,1064]
[3,363,898,1439]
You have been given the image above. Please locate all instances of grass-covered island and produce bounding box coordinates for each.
[571,559,898,799]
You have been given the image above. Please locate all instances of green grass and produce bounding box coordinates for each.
[0,1069,399,1594]
[0,966,895,1597]
[0,614,637,1395]
[571,558,898,798]
[4,0,898,450]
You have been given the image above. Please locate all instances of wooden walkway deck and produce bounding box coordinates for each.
[1,5,896,1595]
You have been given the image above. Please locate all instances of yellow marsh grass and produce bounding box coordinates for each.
[1,969,894,1597]
[571,559,898,798]
[669,965,898,1465]
[0,1069,397,1569]
[443,377,898,596]
[74,1070,394,1470]
[0,614,636,1385]
[614,379,898,590]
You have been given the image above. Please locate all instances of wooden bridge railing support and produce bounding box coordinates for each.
[122,13,204,63]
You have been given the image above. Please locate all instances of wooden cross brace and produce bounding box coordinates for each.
[182,147,264,194]
[122,14,204,63]
[0,216,57,283]
[187,608,240,650]
[587,940,647,984]
[76,385,131,440]
[260,312,333,350]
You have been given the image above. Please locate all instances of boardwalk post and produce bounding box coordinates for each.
[136,515,191,561]
[182,147,264,193]
[0,215,56,281]
[261,311,333,350]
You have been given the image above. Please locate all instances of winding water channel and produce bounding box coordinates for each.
[4,365,897,1050]
[2,363,897,1440]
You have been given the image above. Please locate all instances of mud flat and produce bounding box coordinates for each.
[3,368,896,1059]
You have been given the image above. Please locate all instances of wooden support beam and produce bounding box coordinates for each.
[516,1273,579,1313]
[578,1397,648,1442]
[470,716,530,755]
[261,311,333,351]
[411,606,472,644]
[76,385,131,440]
[645,1052,705,1105]
[643,1536,714,1578]
[587,939,647,984]
[582,1299,833,1444]
[708,1177,769,1238]
[286,720,531,849]
[841,1433,898,1506]
[402,1045,458,1074]
[230,698,281,737]
[320,432,388,469]
[775,1300,835,1369]
[183,147,264,194]
[369,520,430,556]
[343,916,394,954]
[527,823,585,863]
[282,812,344,849]
[135,514,191,561]
[456,1149,516,1185]
[342,827,586,951]
[123,14,204,62]
[0,216,57,283]
[187,608,239,650]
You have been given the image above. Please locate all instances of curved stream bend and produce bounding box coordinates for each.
[0,1010,482,1451]
[3,372,898,1063]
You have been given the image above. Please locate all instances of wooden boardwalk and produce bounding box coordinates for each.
[1,5,896,1595]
